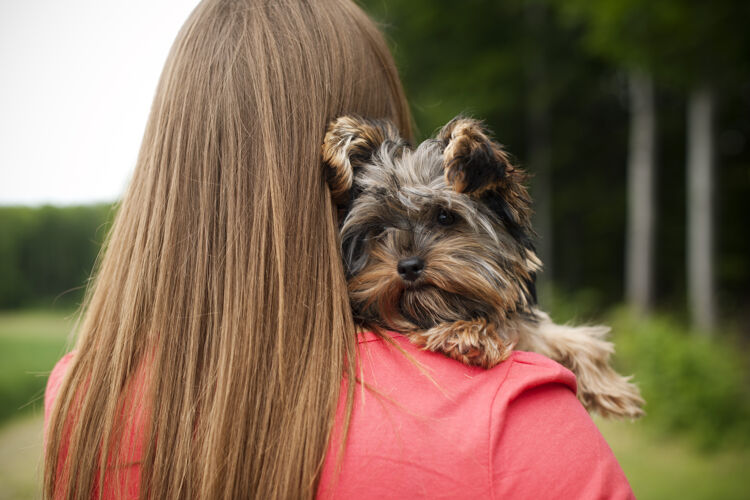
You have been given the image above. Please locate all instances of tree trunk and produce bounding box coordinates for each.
[524,0,553,301]
[687,85,716,333]
[625,70,656,315]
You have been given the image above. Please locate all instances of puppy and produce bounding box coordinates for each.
[322,115,644,419]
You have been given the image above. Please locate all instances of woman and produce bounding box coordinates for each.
[44,0,634,498]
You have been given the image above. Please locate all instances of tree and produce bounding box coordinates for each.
[550,0,662,314]
[686,85,715,331]
[643,0,750,332]
[550,0,750,329]
[362,0,750,323]
[670,2,750,332]
[625,69,656,314]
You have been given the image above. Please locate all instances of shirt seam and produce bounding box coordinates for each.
[487,356,516,500]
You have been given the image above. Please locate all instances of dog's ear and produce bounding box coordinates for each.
[438,116,514,196]
[439,116,535,249]
[322,115,403,207]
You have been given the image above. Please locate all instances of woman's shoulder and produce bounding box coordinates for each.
[45,351,76,425]
[353,331,581,433]
[319,333,633,499]
[356,330,577,398]
[497,349,578,400]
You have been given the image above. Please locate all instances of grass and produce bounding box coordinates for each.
[0,413,44,500]
[1,309,749,499]
[0,309,75,424]
[597,418,750,500]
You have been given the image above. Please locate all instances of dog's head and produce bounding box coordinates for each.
[322,115,540,331]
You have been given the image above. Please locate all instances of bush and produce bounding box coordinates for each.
[0,310,73,425]
[608,308,750,450]
[542,288,750,450]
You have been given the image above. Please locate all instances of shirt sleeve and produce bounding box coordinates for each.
[44,352,75,432]
[490,380,635,499]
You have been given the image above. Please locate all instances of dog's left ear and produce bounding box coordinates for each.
[438,116,514,196]
[439,116,535,248]
[322,115,403,207]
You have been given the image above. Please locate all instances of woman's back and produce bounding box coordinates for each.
[42,1,412,497]
[46,332,634,499]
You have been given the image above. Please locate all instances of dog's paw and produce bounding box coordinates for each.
[410,319,512,369]
[578,374,645,419]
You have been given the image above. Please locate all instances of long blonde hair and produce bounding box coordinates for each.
[44,1,411,498]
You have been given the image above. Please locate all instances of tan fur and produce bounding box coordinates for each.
[439,118,534,230]
[441,119,502,195]
[410,318,513,368]
[517,312,645,418]
[322,116,403,206]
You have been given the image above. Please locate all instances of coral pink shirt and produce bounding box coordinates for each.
[45,331,634,499]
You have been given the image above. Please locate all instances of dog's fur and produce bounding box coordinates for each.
[322,115,644,419]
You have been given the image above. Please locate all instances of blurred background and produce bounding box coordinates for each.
[1,0,749,498]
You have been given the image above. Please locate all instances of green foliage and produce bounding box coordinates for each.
[364,0,528,137]
[0,204,114,309]
[553,0,750,85]
[608,308,750,450]
[364,0,632,303]
[360,0,750,320]
[540,283,609,323]
[0,310,73,425]
[545,290,750,449]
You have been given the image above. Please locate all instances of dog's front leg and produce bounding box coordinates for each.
[408,318,512,369]
[517,311,645,419]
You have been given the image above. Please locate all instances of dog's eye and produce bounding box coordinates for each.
[436,208,457,226]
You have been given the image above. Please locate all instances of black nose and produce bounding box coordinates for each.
[397,257,425,282]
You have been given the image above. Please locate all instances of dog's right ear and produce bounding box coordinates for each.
[321,115,402,207]
[437,116,512,197]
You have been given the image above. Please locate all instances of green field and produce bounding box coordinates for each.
[0,310,75,424]
[0,310,748,499]
[0,309,75,500]
[597,418,750,499]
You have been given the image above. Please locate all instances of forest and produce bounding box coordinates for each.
[3,1,750,329]
[0,0,749,497]
[362,0,750,333]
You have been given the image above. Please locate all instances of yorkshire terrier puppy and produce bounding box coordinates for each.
[322,115,644,419]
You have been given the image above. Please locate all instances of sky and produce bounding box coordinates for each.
[0,0,201,205]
